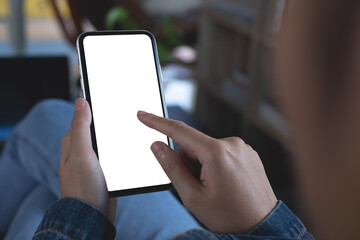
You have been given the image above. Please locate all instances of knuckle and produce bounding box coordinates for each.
[158,150,178,175]
[212,138,248,161]
[253,149,261,159]
[224,137,254,154]
[71,117,87,130]
[228,136,245,147]
[245,143,254,152]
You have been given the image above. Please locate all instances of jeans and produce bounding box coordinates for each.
[0,99,201,240]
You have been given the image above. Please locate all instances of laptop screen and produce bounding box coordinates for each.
[0,56,70,140]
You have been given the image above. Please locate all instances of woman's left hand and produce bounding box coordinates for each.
[59,98,117,223]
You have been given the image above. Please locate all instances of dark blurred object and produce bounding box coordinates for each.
[275,1,360,238]
[0,141,5,155]
[0,56,70,141]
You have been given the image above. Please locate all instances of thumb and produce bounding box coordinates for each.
[70,98,93,150]
[151,141,200,200]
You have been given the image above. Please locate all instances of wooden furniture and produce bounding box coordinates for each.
[195,0,288,143]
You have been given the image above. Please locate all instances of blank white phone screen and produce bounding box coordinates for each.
[83,34,170,192]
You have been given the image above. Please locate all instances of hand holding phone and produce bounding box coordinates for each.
[60,99,117,222]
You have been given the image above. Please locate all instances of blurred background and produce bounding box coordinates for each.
[0,0,306,230]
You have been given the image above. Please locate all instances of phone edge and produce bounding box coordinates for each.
[76,30,174,197]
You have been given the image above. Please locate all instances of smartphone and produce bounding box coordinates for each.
[77,30,172,197]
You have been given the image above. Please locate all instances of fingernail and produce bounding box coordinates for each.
[75,98,85,112]
[151,142,167,157]
[137,110,148,117]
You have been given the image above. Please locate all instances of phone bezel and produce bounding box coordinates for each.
[77,30,173,197]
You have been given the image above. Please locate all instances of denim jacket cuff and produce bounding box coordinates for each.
[177,201,313,240]
[33,197,116,240]
[246,200,308,238]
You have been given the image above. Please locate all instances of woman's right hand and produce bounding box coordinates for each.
[137,111,277,234]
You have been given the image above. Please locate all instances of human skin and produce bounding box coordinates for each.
[60,98,117,223]
[137,111,277,233]
[59,98,277,233]
[59,1,360,238]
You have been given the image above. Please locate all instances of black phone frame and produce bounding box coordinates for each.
[77,30,173,197]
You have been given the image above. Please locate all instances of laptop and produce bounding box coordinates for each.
[0,56,70,150]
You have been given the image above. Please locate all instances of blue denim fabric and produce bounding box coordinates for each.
[178,201,314,240]
[0,99,314,240]
[33,198,115,240]
[0,99,201,240]
[33,198,313,240]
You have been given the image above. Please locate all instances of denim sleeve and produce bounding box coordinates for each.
[32,198,116,240]
[176,201,314,240]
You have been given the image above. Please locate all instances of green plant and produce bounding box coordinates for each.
[105,7,185,63]
[105,7,140,30]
